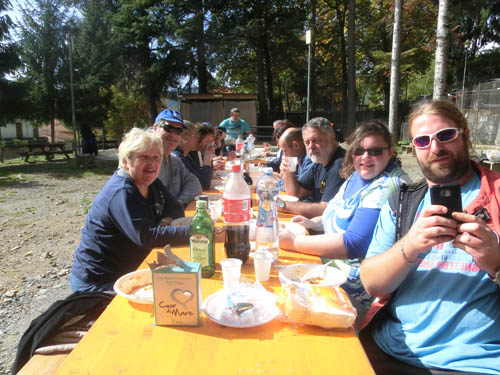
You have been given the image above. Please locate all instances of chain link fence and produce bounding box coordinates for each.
[453,79,500,147]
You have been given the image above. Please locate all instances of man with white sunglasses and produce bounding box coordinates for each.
[359,100,500,374]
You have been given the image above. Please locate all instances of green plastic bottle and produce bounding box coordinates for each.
[189,200,215,277]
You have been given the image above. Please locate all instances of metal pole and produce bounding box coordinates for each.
[306,29,311,122]
[68,34,77,159]
[461,48,468,109]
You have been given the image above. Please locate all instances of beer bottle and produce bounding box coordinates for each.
[189,200,215,277]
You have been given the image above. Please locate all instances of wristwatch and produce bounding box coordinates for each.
[277,198,286,210]
[494,267,500,285]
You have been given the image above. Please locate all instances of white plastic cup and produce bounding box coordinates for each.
[220,258,242,289]
[253,251,274,282]
[208,198,222,221]
[286,157,298,172]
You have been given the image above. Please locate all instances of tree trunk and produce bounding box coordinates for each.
[264,37,274,111]
[347,0,356,134]
[196,2,208,93]
[433,0,449,100]
[256,44,267,126]
[309,0,317,113]
[388,0,403,142]
[334,0,348,127]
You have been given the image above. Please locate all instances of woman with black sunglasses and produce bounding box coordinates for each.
[279,121,411,316]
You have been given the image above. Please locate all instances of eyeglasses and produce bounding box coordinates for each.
[160,123,183,135]
[412,127,463,148]
[352,147,389,156]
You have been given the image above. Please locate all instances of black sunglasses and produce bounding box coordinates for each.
[353,147,389,156]
[160,124,183,135]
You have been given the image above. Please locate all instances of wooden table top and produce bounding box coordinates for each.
[55,211,374,375]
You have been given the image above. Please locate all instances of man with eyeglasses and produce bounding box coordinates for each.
[278,117,345,218]
[359,100,500,374]
[153,109,202,208]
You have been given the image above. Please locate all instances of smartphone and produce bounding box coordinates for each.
[430,184,463,219]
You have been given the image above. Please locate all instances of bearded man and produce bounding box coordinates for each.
[280,117,345,218]
[359,100,500,375]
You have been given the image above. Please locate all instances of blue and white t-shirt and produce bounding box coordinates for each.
[321,161,409,307]
[366,173,500,374]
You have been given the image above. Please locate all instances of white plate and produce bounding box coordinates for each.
[214,184,225,192]
[171,216,193,226]
[279,263,347,288]
[202,287,280,328]
[114,269,153,304]
[279,194,299,202]
[282,222,307,236]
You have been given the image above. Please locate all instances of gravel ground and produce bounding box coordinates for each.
[0,150,422,375]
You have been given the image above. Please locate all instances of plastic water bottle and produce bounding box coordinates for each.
[247,134,255,157]
[241,144,253,186]
[235,134,244,155]
[255,167,280,263]
[223,164,251,264]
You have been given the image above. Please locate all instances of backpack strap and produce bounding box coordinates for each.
[389,179,428,242]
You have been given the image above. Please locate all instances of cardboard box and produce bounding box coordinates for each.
[152,261,201,326]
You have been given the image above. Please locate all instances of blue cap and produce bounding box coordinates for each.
[155,109,185,128]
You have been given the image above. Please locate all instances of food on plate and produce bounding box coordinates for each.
[116,269,152,295]
[303,276,324,285]
[277,285,357,329]
[279,263,347,288]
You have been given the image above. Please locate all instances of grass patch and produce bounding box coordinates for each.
[0,174,32,188]
[81,197,94,214]
[0,159,117,188]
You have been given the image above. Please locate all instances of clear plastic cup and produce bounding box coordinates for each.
[253,251,274,282]
[220,258,242,289]
[286,157,298,172]
[208,197,223,222]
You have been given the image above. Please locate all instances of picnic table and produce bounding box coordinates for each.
[18,180,374,375]
[480,159,500,172]
[18,141,72,163]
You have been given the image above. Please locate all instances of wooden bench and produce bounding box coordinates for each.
[18,150,72,163]
[480,159,500,172]
[17,353,69,375]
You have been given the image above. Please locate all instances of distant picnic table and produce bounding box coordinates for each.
[18,141,72,163]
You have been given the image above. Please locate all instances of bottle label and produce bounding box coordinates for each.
[223,198,250,222]
[257,208,275,228]
[236,143,243,152]
[190,234,210,267]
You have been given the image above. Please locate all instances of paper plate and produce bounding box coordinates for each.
[279,194,299,202]
[114,269,153,304]
[278,263,347,288]
[202,287,280,328]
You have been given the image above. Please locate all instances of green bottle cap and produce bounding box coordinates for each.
[196,200,207,209]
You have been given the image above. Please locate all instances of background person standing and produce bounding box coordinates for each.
[218,107,251,152]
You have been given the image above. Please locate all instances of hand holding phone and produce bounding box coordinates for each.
[430,184,463,219]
